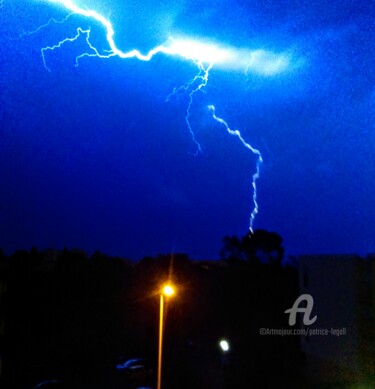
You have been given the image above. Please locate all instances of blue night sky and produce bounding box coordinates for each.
[1,0,374,260]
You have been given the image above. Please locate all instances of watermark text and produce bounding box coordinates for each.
[259,327,347,337]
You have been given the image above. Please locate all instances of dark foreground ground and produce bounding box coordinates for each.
[3,359,368,389]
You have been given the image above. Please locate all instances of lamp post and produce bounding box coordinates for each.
[157,284,175,389]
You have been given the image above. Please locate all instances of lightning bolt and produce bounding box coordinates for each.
[19,12,74,38]
[166,63,212,155]
[39,1,235,68]
[182,64,209,156]
[38,0,290,73]
[23,0,290,235]
[208,106,263,233]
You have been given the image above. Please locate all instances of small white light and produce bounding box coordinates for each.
[219,339,230,352]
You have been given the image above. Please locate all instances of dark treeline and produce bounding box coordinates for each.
[0,230,305,388]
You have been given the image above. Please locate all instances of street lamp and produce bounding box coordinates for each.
[157,283,175,389]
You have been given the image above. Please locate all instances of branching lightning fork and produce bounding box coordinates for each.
[208,106,263,233]
[25,0,289,232]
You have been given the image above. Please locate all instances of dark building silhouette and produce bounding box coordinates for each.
[298,254,375,387]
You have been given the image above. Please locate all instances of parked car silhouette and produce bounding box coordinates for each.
[116,357,154,387]
[33,380,64,389]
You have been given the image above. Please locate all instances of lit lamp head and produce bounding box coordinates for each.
[162,284,175,297]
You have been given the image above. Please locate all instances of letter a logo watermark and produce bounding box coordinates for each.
[284,294,317,326]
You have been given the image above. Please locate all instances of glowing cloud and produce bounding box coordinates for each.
[165,37,235,66]
[165,38,290,75]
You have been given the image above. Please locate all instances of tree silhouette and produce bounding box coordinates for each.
[221,229,285,265]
